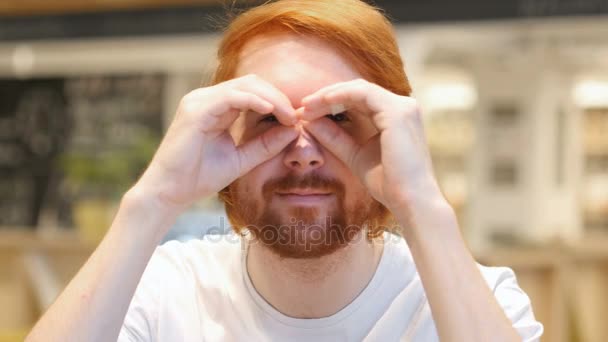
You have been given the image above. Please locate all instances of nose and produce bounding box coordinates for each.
[283,126,325,172]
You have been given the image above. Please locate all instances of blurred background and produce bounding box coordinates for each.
[0,0,607,341]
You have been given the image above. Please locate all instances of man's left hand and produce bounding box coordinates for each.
[298,79,448,228]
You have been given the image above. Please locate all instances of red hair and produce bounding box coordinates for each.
[214,0,407,236]
[211,0,412,96]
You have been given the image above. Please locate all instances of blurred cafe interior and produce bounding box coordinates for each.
[1,0,608,341]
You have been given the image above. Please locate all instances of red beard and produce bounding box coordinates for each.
[222,172,390,259]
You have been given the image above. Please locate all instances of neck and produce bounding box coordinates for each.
[246,230,384,319]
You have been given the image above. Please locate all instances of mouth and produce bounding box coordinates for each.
[276,188,331,196]
[275,188,333,205]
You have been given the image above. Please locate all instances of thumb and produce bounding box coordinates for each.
[236,125,298,175]
[303,118,360,171]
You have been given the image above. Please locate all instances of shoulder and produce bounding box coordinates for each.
[119,234,243,341]
[155,232,243,263]
[477,265,519,290]
[150,232,244,283]
[476,264,544,341]
[476,264,533,307]
[388,235,544,341]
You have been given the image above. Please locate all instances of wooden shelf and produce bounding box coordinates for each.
[0,228,97,253]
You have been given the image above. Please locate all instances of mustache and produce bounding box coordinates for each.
[262,172,345,200]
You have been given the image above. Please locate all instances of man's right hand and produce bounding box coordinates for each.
[132,74,298,216]
[27,74,298,342]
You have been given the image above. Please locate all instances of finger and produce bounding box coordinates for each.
[303,118,360,171]
[300,81,349,108]
[208,90,275,132]
[236,125,299,174]
[299,82,352,120]
[301,80,384,121]
[232,74,297,125]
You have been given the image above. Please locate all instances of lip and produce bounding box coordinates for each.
[275,189,333,205]
[276,188,331,196]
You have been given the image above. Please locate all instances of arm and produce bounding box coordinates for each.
[26,74,299,341]
[299,79,529,341]
[26,188,178,342]
[395,198,522,342]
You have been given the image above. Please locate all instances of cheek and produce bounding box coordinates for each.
[236,154,284,198]
[238,120,275,145]
[231,115,267,146]
[349,117,378,144]
[344,176,371,208]
[323,153,370,203]
[235,173,261,201]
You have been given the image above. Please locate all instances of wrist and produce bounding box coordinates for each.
[118,186,182,239]
[125,182,186,216]
[394,195,458,238]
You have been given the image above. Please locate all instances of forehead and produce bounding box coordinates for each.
[234,33,361,108]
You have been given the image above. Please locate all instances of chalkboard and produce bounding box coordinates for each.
[64,75,163,154]
[0,74,165,228]
[0,79,68,226]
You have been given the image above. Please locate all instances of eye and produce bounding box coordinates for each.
[325,112,350,123]
[259,114,279,124]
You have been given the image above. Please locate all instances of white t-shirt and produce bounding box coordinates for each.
[118,232,543,341]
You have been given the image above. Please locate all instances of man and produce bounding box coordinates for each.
[27,1,543,341]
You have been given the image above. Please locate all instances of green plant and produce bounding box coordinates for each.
[60,131,159,199]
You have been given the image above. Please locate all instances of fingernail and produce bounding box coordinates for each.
[294,107,305,120]
[331,104,345,115]
[302,107,315,117]
[284,109,297,125]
